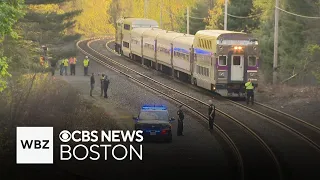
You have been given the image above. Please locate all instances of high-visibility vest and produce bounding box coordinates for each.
[63,59,68,66]
[44,61,49,68]
[83,59,89,67]
[245,82,254,90]
[69,58,74,64]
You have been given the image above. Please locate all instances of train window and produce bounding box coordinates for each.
[123,41,129,48]
[248,56,257,66]
[233,56,241,65]
[218,56,227,66]
[124,24,130,30]
[196,65,200,74]
[186,54,189,61]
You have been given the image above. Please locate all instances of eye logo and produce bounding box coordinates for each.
[59,130,71,142]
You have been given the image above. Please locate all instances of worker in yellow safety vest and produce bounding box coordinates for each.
[69,57,77,75]
[83,56,90,76]
[63,58,69,76]
[245,79,254,105]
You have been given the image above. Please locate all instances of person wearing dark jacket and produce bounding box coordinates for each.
[90,73,95,97]
[177,105,184,136]
[100,74,105,96]
[50,60,57,76]
[103,75,110,98]
[208,100,216,130]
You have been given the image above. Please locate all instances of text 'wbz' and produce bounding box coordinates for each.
[59,130,143,161]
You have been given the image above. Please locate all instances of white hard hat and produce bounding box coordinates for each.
[208,100,213,105]
[85,56,88,58]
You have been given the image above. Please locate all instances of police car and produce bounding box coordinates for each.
[133,105,175,142]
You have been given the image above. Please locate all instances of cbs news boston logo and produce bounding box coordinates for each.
[16,127,143,164]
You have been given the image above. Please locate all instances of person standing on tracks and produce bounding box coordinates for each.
[177,105,184,136]
[100,73,105,97]
[208,100,215,130]
[83,56,90,76]
[103,75,110,98]
[245,79,254,105]
[90,73,95,97]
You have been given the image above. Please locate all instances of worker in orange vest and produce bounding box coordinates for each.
[69,57,77,75]
[40,56,45,66]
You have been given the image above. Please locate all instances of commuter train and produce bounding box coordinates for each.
[114,17,260,97]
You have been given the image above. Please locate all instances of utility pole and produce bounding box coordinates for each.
[160,0,163,28]
[273,0,280,84]
[224,0,228,30]
[187,6,190,34]
[144,0,147,18]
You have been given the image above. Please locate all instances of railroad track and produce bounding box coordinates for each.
[100,37,320,178]
[105,38,320,152]
[77,38,283,180]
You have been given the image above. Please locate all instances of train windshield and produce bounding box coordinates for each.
[248,56,257,66]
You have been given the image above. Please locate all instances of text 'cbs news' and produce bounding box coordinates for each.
[16,127,144,164]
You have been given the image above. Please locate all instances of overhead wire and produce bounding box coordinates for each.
[275,6,320,19]
[161,6,262,20]
[161,5,320,21]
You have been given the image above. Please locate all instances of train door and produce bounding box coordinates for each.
[230,55,244,81]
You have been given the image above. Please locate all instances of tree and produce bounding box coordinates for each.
[252,0,320,84]
[207,0,225,30]
[0,0,25,92]
[178,0,209,34]
[16,1,82,63]
[227,0,258,32]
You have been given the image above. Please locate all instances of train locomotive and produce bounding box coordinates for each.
[114,17,260,98]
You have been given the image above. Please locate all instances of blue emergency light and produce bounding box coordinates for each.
[141,105,167,110]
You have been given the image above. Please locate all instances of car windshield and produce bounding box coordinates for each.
[139,111,169,121]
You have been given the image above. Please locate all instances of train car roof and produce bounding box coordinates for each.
[142,28,167,37]
[196,30,254,42]
[123,18,159,28]
[131,27,154,35]
[172,34,195,46]
[196,30,245,37]
[157,31,185,42]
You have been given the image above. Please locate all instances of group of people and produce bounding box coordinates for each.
[90,72,110,98]
[57,56,90,76]
[176,100,216,136]
[176,78,255,136]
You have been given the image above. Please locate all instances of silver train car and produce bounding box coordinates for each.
[115,18,260,98]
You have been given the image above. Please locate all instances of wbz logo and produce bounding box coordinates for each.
[16,127,53,164]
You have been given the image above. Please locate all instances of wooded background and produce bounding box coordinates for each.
[1,0,320,92]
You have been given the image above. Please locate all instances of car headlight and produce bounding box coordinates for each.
[218,71,227,78]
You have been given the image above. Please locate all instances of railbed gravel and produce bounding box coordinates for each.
[88,39,320,179]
